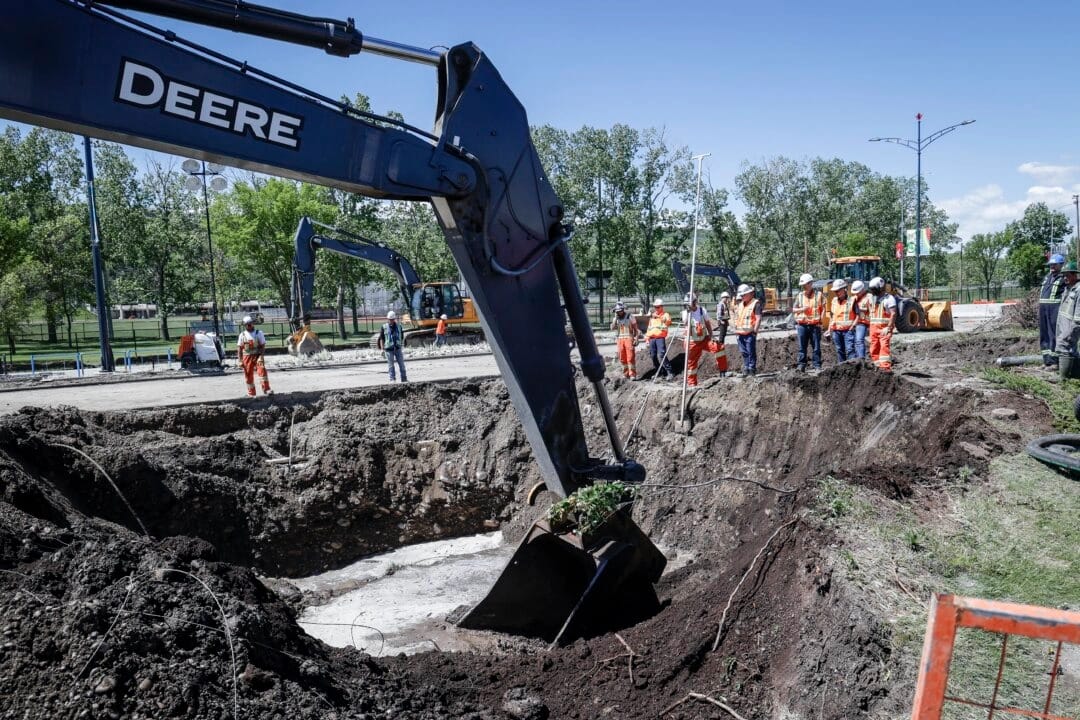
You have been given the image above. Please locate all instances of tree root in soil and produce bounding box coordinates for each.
[592,633,639,685]
[661,691,750,720]
[712,518,799,652]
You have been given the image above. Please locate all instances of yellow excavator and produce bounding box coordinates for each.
[823,255,953,331]
[287,217,482,355]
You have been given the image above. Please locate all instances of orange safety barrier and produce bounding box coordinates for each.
[911,594,1080,720]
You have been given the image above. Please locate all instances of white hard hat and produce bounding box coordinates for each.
[387,310,397,320]
[851,280,866,293]
[799,273,814,286]
[683,292,697,304]
[440,313,448,320]
[720,291,730,299]
[653,298,664,307]
[868,277,885,290]
[613,302,625,312]
[242,315,253,324]
[831,279,847,292]
[736,284,753,297]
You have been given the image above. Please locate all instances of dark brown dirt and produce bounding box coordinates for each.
[0,341,1046,719]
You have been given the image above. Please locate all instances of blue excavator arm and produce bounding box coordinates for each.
[671,259,742,297]
[0,0,664,645]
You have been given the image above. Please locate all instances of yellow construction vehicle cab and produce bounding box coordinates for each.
[824,255,953,332]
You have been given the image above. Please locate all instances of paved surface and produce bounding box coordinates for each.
[0,354,501,414]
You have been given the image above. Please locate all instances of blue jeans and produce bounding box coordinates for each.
[737,334,757,372]
[435,334,446,347]
[854,324,868,359]
[796,324,821,369]
[385,346,407,381]
[649,337,672,377]
[1039,303,1060,365]
[832,329,854,362]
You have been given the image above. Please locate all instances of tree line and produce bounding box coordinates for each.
[2,116,1068,354]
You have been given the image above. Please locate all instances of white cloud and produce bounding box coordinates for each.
[940,182,1080,240]
[1017,162,1080,185]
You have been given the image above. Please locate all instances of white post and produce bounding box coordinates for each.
[680,152,711,423]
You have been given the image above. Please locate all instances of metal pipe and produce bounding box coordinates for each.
[680,152,710,423]
[359,36,441,66]
[995,354,1044,367]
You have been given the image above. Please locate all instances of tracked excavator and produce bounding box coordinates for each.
[287,216,481,355]
[1,0,664,644]
[671,259,783,314]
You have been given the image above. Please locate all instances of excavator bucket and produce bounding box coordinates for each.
[457,506,666,646]
[922,300,954,330]
[287,325,326,356]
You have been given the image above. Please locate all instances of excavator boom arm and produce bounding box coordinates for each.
[290,217,420,327]
[671,260,742,295]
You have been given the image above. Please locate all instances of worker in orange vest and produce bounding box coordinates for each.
[867,277,897,372]
[825,279,857,362]
[851,280,871,359]
[237,315,272,397]
[733,284,761,375]
[792,272,825,371]
[643,298,674,380]
[435,313,448,347]
[683,293,727,387]
[610,302,640,379]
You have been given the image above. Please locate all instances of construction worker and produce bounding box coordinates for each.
[733,284,760,375]
[851,280,870,359]
[825,279,857,362]
[610,302,640,379]
[867,277,897,372]
[1039,253,1067,368]
[1054,262,1080,378]
[683,293,727,387]
[377,310,407,382]
[715,291,731,345]
[435,313,448,347]
[792,272,825,371]
[237,315,272,397]
[645,298,674,380]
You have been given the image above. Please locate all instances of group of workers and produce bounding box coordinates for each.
[1040,254,1080,378]
[611,273,900,384]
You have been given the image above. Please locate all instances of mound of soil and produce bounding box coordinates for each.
[0,357,1045,718]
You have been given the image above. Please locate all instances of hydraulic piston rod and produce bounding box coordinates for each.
[97,0,442,64]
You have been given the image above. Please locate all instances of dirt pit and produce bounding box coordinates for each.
[0,331,1047,718]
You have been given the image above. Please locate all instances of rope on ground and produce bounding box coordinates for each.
[661,692,749,720]
[711,518,798,652]
[54,443,149,537]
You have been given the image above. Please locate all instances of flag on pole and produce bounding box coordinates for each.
[895,242,904,260]
[904,228,931,256]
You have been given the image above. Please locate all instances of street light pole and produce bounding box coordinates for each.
[680,152,710,424]
[1074,194,1079,262]
[183,160,227,338]
[870,114,975,295]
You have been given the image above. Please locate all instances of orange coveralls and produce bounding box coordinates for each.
[238,328,271,396]
[868,294,896,372]
[612,314,638,378]
[685,306,726,386]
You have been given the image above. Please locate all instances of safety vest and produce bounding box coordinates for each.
[435,319,447,335]
[382,322,403,349]
[646,311,671,339]
[716,301,730,322]
[734,299,758,335]
[686,307,709,341]
[1040,272,1065,304]
[613,314,636,339]
[793,290,825,325]
[869,295,895,326]
[830,295,856,331]
[855,293,872,326]
[238,329,265,356]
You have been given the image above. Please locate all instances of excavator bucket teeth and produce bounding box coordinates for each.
[457,507,666,646]
[287,326,325,356]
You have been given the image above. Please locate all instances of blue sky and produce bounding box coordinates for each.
[12,0,1080,239]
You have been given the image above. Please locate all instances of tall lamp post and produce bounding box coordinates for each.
[870,114,975,294]
[182,159,227,338]
[1073,194,1079,262]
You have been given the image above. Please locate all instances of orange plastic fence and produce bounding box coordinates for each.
[911,594,1080,720]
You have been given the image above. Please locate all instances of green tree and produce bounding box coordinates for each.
[1007,202,1073,251]
[1008,242,1050,292]
[966,230,1010,300]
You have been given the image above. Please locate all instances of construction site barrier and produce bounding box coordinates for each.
[911,594,1080,720]
[29,352,84,378]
